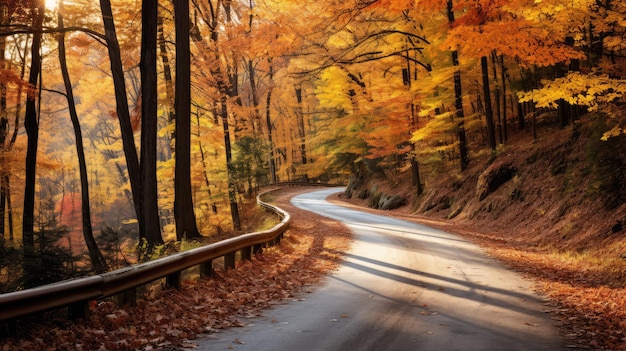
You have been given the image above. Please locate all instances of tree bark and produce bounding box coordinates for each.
[140,0,164,246]
[174,0,202,240]
[266,62,276,183]
[481,56,496,151]
[22,1,45,249]
[447,0,469,170]
[499,54,508,143]
[99,0,144,239]
[205,0,241,231]
[220,97,241,231]
[0,6,7,239]
[158,15,175,158]
[490,52,502,145]
[517,102,525,130]
[58,2,109,273]
[295,87,307,166]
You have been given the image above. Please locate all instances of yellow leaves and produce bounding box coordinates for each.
[327,30,355,50]
[601,126,625,141]
[518,72,626,140]
[518,72,626,110]
[411,111,454,142]
[603,35,626,52]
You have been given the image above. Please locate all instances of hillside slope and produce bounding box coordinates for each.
[341,115,626,349]
[347,116,626,279]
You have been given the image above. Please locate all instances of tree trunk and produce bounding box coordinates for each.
[266,62,276,183]
[158,15,175,158]
[447,0,469,170]
[99,0,144,239]
[500,54,508,143]
[490,52,502,145]
[209,0,241,231]
[140,0,164,246]
[174,0,202,240]
[517,102,525,130]
[220,98,241,231]
[481,56,496,151]
[6,175,13,240]
[0,6,7,239]
[411,155,422,196]
[22,2,45,249]
[295,87,307,166]
[58,3,109,273]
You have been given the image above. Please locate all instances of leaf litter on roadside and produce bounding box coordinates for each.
[1,188,352,351]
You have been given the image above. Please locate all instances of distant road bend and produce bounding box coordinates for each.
[195,187,566,351]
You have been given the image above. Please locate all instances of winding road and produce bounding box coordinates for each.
[195,188,566,351]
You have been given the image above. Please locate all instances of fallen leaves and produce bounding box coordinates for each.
[1,188,352,351]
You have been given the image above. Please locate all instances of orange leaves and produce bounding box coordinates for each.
[367,0,418,13]
[544,283,626,350]
[444,15,583,67]
[0,188,353,351]
[477,243,626,350]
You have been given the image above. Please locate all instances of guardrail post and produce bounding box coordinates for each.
[116,288,137,307]
[241,246,252,261]
[1,320,17,338]
[224,252,236,269]
[68,300,90,320]
[253,243,263,254]
[166,271,182,289]
[200,260,213,277]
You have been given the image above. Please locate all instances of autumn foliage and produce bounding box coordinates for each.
[0,0,625,349]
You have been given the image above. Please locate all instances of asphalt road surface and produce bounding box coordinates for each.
[194,187,566,351]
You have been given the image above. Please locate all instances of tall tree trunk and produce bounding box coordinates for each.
[5,37,27,242]
[266,62,276,183]
[247,0,261,136]
[0,5,7,239]
[99,0,144,239]
[410,151,423,196]
[195,111,213,198]
[517,102,525,130]
[6,175,13,240]
[481,56,496,151]
[22,1,45,249]
[500,54,508,143]
[295,87,307,166]
[220,97,241,230]
[490,52,502,145]
[248,60,261,135]
[447,0,469,170]
[158,15,175,158]
[140,0,164,246]
[208,0,241,231]
[57,2,109,273]
[174,0,202,240]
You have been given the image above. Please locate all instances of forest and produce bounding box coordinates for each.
[0,0,624,292]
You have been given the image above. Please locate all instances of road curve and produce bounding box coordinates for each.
[194,187,566,351]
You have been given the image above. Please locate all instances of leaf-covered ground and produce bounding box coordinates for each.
[1,188,352,351]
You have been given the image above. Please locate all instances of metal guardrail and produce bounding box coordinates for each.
[0,189,291,325]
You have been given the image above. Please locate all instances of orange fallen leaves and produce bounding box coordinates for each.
[479,245,626,350]
[1,188,352,351]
